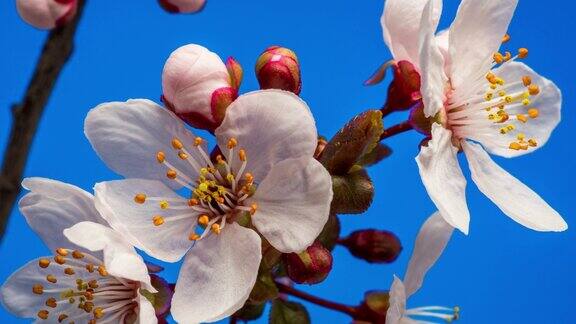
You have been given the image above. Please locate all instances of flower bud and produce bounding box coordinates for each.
[158,0,205,13]
[340,229,402,264]
[255,46,301,95]
[16,0,77,30]
[354,291,389,324]
[162,44,237,131]
[284,242,332,285]
[385,60,421,112]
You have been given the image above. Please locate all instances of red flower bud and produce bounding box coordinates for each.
[255,46,301,95]
[385,60,421,112]
[354,291,389,324]
[158,0,205,14]
[162,44,237,131]
[340,229,402,264]
[17,0,77,29]
[284,242,332,284]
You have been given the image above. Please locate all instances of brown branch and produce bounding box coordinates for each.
[0,0,87,242]
[276,282,359,317]
[379,120,413,141]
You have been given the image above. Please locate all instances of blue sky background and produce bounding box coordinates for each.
[1,1,574,323]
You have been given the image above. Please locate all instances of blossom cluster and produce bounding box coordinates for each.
[1,0,567,323]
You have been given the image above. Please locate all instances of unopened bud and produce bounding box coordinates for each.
[158,0,205,13]
[355,291,390,323]
[16,0,77,30]
[284,242,332,284]
[314,136,328,159]
[162,44,237,131]
[385,60,422,112]
[340,229,402,264]
[255,46,301,95]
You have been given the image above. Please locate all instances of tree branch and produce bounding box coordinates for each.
[0,0,87,242]
[276,282,358,317]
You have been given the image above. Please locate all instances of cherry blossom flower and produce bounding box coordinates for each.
[0,178,156,323]
[161,44,238,131]
[16,0,77,30]
[386,212,459,324]
[84,89,333,323]
[412,0,567,234]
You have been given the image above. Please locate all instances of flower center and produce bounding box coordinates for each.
[405,305,460,323]
[134,136,257,242]
[32,248,138,323]
[444,38,544,151]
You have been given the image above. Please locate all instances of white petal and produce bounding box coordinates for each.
[462,141,567,231]
[382,0,442,64]
[171,223,261,323]
[19,177,106,251]
[64,221,154,291]
[215,90,317,182]
[137,291,158,324]
[386,276,407,324]
[449,0,518,88]
[85,99,202,189]
[250,158,332,253]
[403,212,454,298]
[1,258,92,321]
[415,124,470,234]
[467,62,561,158]
[94,179,194,262]
[418,0,447,117]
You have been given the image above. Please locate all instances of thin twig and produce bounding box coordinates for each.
[0,0,87,242]
[276,282,358,317]
[379,120,413,141]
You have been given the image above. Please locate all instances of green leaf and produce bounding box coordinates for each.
[331,169,374,214]
[319,110,383,175]
[316,213,341,250]
[356,143,392,167]
[234,302,266,321]
[269,299,311,324]
[249,272,279,304]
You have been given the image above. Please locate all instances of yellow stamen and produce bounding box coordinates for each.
[46,274,57,283]
[171,138,183,150]
[194,137,203,146]
[227,138,238,149]
[250,203,258,215]
[493,52,504,64]
[522,76,532,86]
[211,223,221,234]
[37,310,49,320]
[153,215,165,226]
[39,258,50,268]
[239,149,247,162]
[522,99,531,106]
[159,201,169,209]
[188,198,199,206]
[503,51,512,61]
[33,284,44,295]
[518,48,529,59]
[54,255,65,265]
[56,248,68,257]
[94,307,105,319]
[528,84,540,96]
[156,151,165,163]
[528,139,538,147]
[528,108,539,118]
[46,298,57,308]
[98,265,108,276]
[509,142,521,150]
[178,151,188,160]
[502,33,511,43]
[86,264,95,273]
[198,215,210,226]
[517,133,526,141]
[167,169,177,179]
[516,114,528,123]
[485,93,493,101]
[189,233,200,241]
[64,268,75,276]
[58,314,68,322]
[134,193,146,204]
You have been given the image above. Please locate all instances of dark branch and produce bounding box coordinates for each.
[0,0,87,242]
[276,282,358,317]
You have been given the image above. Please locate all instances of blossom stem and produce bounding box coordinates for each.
[0,0,87,242]
[381,104,394,117]
[275,282,358,317]
[380,120,413,141]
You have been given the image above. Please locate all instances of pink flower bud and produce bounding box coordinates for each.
[385,60,422,111]
[340,229,402,264]
[255,46,301,95]
[16,0,77,30]
[158,0,205,13]
[162,44,237,131]
[284,242,333,285]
